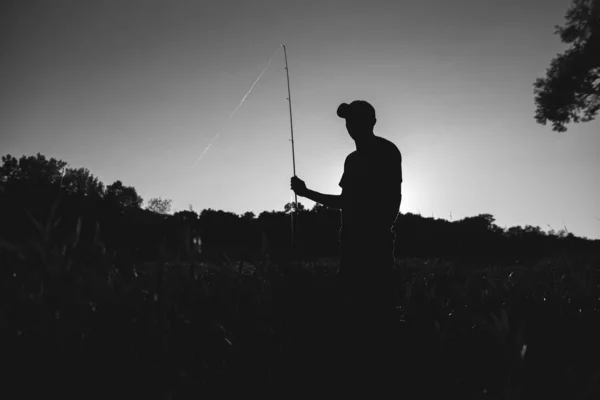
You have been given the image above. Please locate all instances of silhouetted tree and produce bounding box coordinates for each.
[242,211,255,220]
[0,153,72,221]
[105,180,143,209]
[556,228,571,238]
[0,155,20,183]
[147,197,172,215]
[174,209,198,222]
[534,0,600,131]
[506,226,525,237]
[0,153,67,187]
[284,202,305,213]
[523,225,545,236]
[459,213,497,233]
[3,154,597,265]
[62,167,105,197]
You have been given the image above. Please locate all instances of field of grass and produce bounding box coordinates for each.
[1,224,600,399]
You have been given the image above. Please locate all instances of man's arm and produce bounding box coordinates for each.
[291,176,343,209]
[303,189,343,210]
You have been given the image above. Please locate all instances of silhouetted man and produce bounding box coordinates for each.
[291,100,401,293]
[290,100,402,390]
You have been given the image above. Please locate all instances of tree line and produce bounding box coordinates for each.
[1,153,598,272]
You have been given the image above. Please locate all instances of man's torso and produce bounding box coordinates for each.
[338,135,402,239]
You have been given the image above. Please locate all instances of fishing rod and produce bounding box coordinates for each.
[283,44,298,253]
[192,45,299,253]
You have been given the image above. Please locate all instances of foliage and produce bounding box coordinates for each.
[105,180,143,209]
[284,201,305,213]
[0,153,104,199]
[0,153,67,184]
[174,209,198,222]
[534,0,600,132]
[62,167,105,197]
[147,197,172,215]
[1,213,599,398]
[241,211,255,220]
[2,152,600,398]
[3,152,597,267]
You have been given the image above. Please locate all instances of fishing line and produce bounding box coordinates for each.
[191,44,300,255]
[193,45,282,167]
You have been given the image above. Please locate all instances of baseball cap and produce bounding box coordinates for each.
[336,100,376,120]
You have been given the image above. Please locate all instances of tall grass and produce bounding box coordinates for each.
[0,205,599,399]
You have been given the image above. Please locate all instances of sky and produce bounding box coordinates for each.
[1,0,599,239]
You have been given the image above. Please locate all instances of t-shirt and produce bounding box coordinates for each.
[338,135,402,239]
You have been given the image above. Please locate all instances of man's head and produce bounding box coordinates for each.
[337,100,377,141]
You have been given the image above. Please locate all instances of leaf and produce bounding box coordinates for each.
[93,221,106,253]
[45,197,61,239]
[491,312,503,333]
[65,256,73,272]
[73,216,82,248]
[223,251,232,267]
[520,343,528,360]
[94,220,101,240]
[0,238,18,253]
[24,209,44,238]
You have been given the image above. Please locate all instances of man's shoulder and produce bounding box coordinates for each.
[375,136,401,159]
[344,150,358,164]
